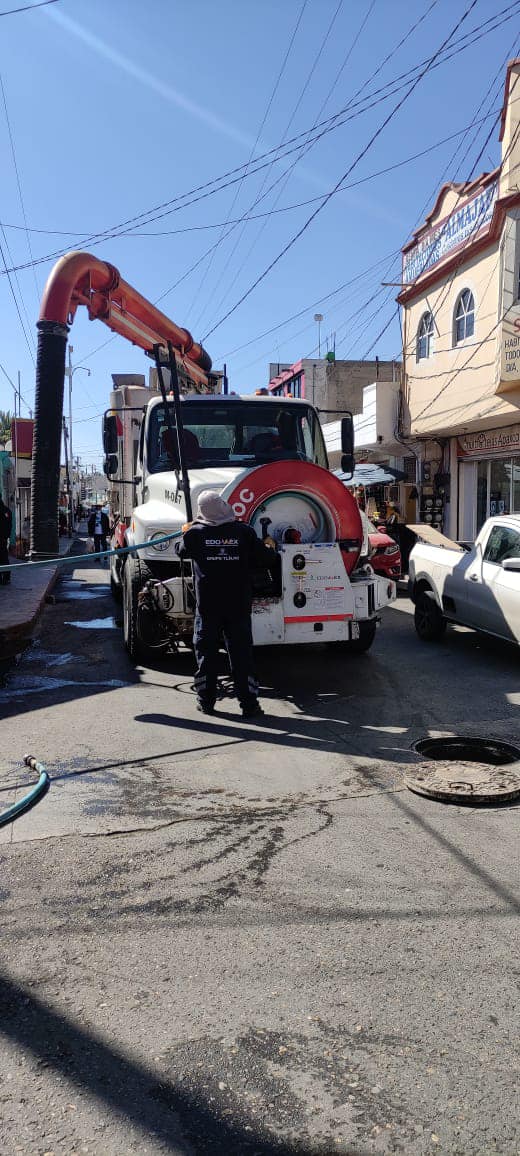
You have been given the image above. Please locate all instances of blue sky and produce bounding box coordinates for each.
[0,0,518,469]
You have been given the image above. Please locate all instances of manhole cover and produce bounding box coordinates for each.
[406,737,520,803]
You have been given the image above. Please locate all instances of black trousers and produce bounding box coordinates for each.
[94,534,107,559]
[193,611,258,708]
[0,539,10,585]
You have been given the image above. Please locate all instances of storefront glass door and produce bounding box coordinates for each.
[472,457,520,534]
[476,461,488,531]
[489,459,511,517]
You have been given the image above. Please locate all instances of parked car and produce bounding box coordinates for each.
[408,514,520,645]
[362,514,402,579]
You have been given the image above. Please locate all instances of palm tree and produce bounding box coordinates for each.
[0,410,12,446]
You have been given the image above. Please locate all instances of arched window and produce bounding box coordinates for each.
[454,289,474,343]
[416,311,434,361]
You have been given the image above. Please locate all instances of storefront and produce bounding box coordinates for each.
[457,424,520,540]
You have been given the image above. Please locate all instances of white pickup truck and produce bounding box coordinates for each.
[408,515,520,646]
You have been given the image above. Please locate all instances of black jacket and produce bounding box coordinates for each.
[88,510,110,536]
[175,519,275,615]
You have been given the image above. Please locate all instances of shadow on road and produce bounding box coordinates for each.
[0,969,342,1155]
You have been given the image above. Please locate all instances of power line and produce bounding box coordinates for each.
[191,0,344,332]
[0,233,36,365]
[196,0,374,335]
[2,0,517,276]
[0,72,40,308]
[350,40,520,366]
[201,0,435,336]
[202,0,481,342]
[186,0,309,322]
[0,0,57,13]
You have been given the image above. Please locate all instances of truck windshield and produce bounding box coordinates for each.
[148,401,329,472]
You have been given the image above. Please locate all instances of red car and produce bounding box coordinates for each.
[364,515,402,579]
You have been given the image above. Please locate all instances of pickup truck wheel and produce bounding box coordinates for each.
[328,619,377,654]
[414,591,446,641]
[123,555,168,661]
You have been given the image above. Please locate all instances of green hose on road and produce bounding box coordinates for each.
[0,756,49,828]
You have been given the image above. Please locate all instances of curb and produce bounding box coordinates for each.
[0,538,81,658]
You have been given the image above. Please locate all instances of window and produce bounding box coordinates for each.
[147,401,328,471]
[454,289,475,343]
[483,525,520,564]
[416,311,434,361]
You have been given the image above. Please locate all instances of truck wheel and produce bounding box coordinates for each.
[123,555,168,661]
[328,619,377,655]
[414,591,446,641]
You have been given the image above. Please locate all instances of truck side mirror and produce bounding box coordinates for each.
[103,454,118,477]
[102,413,118,456]
[341,414,355,477]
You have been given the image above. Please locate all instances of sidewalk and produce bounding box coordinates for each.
[0,536,79,658]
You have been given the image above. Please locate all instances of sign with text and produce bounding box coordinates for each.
[458,424,520,458]
[500,308,520,387]
[403,180,498,285]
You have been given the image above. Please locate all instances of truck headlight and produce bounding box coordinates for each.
[384,544,399,555]
[149,531,170,552]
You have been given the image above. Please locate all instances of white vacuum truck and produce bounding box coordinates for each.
[103,380,396,661]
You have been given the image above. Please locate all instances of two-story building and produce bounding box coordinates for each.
[398,57,520,540]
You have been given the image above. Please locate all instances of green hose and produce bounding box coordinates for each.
[0,756,49,828]
[0,529,182,575]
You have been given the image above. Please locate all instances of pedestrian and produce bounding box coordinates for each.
[87,505,109,564]
[0,495,12,586]
[22,514,30,556]
[386,504,402,528]
[175,490,277,717]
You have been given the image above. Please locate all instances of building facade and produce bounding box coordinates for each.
[398,57,520,540]
[267,356,399,416]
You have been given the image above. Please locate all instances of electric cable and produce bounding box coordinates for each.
[350,45,520,368]
[201,0,433,335]
[186,0,309,321]
[0,0,57,13]
[191,0,345,332]
[196,0,375,335]
[201,0,481,342]
[2,0,517,275]
[0,73,40,304]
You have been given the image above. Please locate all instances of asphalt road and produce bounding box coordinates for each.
[1,550,519,1155]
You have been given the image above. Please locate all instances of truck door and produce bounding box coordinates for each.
[477,525,520,642]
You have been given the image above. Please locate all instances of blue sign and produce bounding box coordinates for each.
[403,180,498,285]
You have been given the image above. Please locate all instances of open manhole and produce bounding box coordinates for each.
[405,737,520,804]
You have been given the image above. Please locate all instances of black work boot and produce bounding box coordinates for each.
[241,699,264,719]
[197,699,215,716]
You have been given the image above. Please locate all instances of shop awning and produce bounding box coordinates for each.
[335,463,407,487]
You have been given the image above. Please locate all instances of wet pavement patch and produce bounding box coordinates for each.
[65,618,117,630]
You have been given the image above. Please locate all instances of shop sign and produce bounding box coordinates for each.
[458,424,520,458]
[403,179,498,285]
[500,310,520,385]
[12,417,34,459]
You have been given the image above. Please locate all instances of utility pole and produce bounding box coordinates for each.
[314,313,323,357]
[65,344,91,490]
[62,416,73,537]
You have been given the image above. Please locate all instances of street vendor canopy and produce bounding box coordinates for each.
[335,463,407,487]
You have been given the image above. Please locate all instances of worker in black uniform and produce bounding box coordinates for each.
[175,490,277,718]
